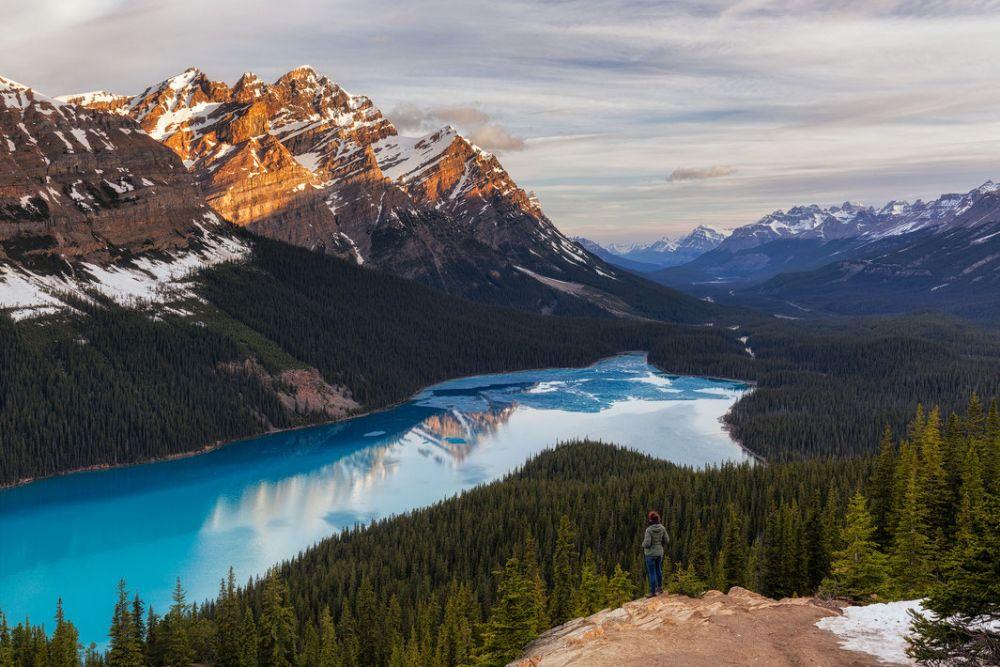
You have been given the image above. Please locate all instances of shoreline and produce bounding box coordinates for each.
[1,351,760,491]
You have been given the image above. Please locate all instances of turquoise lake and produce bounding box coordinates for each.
[0,353,749,645]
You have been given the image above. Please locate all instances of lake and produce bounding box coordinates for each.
[0,353,749,645]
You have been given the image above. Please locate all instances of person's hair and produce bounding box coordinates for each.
[647,511,660,525]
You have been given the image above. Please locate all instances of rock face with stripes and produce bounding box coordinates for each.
[62,66,610,299]
[1,74,246,320]
[1,74,231,264]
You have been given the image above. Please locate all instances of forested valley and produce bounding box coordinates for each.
[3,399,998,665]
[5,234,1000,486]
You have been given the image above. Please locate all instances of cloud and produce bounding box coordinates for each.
[666,166,737,182]
[467,124,526,151]
[389,103,525,151]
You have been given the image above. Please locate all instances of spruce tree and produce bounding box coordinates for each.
[473,558,538,667]
[162,578,194,667]
[720,505,746,591]
[108,580,143,667]
[548,515,577,625]
[868,425,896,546]
[574,549,608,616]
[50,599,80,667]
[888,472,934,597]
[239,606,258,667]
[606,564,636,608]
[258,570,296,667]
[216,569,242,667]
[521,536,549,633]
[318,607,343,667]
[824,493,888,601]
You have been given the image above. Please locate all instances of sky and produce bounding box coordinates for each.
[2,0,1000,243]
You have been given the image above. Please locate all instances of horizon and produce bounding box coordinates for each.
[4,0,999,244]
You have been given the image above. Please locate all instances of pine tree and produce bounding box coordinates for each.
[435,583,474,667]
[574,549,607,616]
[606,564,635,608]
[473,558,538,667]
[888,471,934,597]
[355,577,380,666]
[317,607,342,667]
[0,611,12,667]
[548,515,577,625]
[823,493,888,601]
[760,504,786,598]
[868,425,896,546]
[108,580,143,667]
[130,595,144,658]
[239,606,258,667]
[908,494,1000,664]
[162,578,194,667]
[50,599,80,667]
[918,407,952,548]
[719,505,746,591]
[337,600,359,667]
[258,570,296,667]
[521,536,549,633]
[216,569,242,667]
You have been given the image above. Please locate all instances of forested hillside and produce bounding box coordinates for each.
[5,232,1000,484]
[4,399,997,665]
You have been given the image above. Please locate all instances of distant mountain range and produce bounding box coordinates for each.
[575,225,729,271]
[647,180,1000,323]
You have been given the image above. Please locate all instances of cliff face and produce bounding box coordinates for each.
[61,67,617,303]
[514,588,901,667]
[1,75,227,265]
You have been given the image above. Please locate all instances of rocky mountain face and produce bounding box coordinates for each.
[61,67,640,312]
[1,73,244,319]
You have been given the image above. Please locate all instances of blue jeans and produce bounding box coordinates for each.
[645,555,663,595]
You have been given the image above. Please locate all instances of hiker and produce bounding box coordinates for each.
[643,510,668,597]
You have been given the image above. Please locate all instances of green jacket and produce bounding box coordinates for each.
[643,523,669,557]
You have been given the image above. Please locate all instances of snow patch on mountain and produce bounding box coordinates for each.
[0,227,248,321]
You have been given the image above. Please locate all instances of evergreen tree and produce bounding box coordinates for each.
[720,505,746,591]
[908,495,1000,664]
[0,612,12,667]
[823,493,888,601]
[50,599,80,667]
[520,536,549,633]
[574,549,607,616]
[868,425,896,546]
[606,564,635,608]
[216,569,242,667]
[473,558,537,667]
[317,607,342,667]
[108,580,143,667]
[548,516,577,625]
[888,472,934,597]
[258,571,296,667]
[239,606,258,667]
[160,578,194,667]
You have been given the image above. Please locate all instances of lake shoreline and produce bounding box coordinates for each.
[1,351,759,491]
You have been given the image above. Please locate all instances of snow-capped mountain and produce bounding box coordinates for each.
[588,225,729,270]
[647,179,1000,322]
[1,74,245,320]
[60,67,624,307]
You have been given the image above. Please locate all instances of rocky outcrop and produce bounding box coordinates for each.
[221,358,359,420]
[514,588,894,667]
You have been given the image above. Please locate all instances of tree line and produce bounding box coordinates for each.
[4,397,994,664]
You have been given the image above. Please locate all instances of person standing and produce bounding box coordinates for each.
[643,511,668,597]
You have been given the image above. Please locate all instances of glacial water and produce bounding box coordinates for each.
[0,353,749,645]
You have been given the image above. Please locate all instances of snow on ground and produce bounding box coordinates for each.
[816,600,923,665]
[0,228,248,321]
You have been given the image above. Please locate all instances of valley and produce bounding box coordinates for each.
[1,19,999,665]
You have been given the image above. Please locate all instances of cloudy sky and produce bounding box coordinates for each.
[3,0,999,242]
